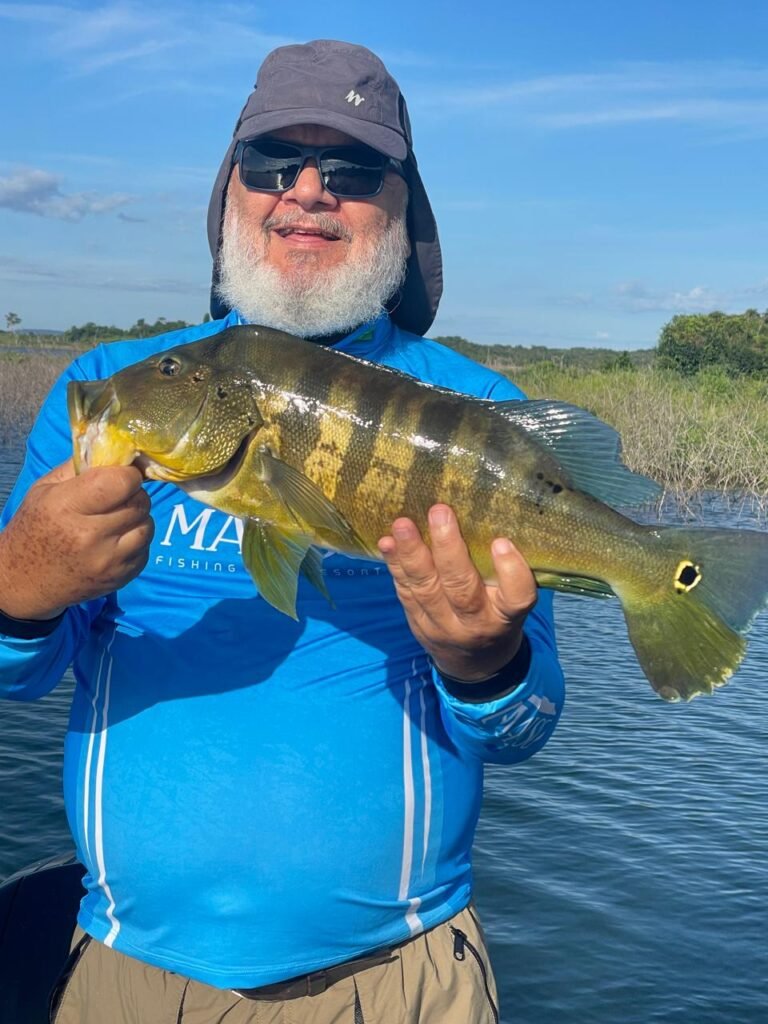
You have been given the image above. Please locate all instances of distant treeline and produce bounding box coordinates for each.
[60,316,200,345]
[434,336,655,371]
[3,310,768,378]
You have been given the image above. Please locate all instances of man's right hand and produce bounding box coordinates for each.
[0,460,154,621]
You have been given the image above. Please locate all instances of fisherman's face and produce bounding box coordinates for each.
[225,124,409,283]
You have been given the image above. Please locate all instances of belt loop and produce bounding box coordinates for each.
[307,971,328,996]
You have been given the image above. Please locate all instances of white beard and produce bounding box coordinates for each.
[215,204,410,338]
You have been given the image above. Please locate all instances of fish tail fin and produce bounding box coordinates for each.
[619,526,768,701]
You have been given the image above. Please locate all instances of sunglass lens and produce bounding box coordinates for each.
[321,147,386,197]
[240,141,302,191]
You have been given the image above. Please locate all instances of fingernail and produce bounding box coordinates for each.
[392,520,414,540]
[429,505,451,528]
[492,538,513,557]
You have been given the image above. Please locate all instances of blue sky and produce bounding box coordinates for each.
[1,1,767,349]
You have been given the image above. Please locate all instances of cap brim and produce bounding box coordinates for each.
[236,108,409,160]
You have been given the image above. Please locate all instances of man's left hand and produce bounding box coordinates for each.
[377,504,537,683]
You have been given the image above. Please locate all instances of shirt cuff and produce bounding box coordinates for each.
[0,607,65,639]
[433,634,532,704]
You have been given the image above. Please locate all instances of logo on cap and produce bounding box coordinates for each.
[345,90,365,107]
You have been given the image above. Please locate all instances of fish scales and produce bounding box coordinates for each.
[297,376,361,503]
[269,358,328,474]
[334,366,392,509]
[348,385,421,531]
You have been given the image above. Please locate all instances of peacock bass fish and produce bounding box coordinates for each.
[68,324,768,702]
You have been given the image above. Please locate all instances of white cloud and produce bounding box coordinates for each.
[0,1,293,80]
[0,3,69,24]
[556,278,768,317]
[0,253,203,295]
[541,99,768,130]
[417,61,768,139]
[613,281,721,313]
[0,168,134,221]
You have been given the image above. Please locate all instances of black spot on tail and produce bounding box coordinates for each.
[674,560,702,593]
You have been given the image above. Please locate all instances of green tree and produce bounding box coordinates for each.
[657,310,768,376]
[4,312,21,332]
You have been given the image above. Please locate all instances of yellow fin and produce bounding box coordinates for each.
[534,572,615,599]
[621,526,768,700]
[241,521,333,619]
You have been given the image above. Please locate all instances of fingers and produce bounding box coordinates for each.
[490,537,537,617]
[377,505,536,681]
[114,519,155,572]
[379,518,436,588]
[1,452,155,618]
[378,506,489,619]
[65,465,147,516]
[96,488,153,538]
[426,505,487,614]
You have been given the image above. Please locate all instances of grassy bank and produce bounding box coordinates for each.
[0,353,71,444]
[512,363,768,498]
[1,351,767,501]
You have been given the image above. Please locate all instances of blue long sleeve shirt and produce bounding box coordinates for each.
[0,312,564,988]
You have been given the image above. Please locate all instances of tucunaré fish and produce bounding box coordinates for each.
[67,324,768,702]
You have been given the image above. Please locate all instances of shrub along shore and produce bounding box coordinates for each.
[1,347,767,504]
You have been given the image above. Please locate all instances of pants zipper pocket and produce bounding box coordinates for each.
[451,926,499,1024]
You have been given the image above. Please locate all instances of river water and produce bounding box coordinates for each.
[1,443,766,1023]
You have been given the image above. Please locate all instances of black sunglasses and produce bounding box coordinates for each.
[234,138,405,199]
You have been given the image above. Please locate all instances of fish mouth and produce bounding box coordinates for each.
[68,378,118,426]
[68,380,132,472]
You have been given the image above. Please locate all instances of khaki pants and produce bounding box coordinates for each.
[50,905,499,1024]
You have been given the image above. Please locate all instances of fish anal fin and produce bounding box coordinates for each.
[534,571,615,599]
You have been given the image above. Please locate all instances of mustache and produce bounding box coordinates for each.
[262,211,353,243]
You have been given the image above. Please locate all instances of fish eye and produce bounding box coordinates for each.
[158,357,182,377]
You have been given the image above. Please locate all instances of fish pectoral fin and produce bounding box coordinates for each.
[534,571,615,599]
[488,398,662,508]
[242,520,316,620]
[254,448,372,556]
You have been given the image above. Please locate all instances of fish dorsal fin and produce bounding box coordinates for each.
[488,399,662,508]
[242,521,332,619]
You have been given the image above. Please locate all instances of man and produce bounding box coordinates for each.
[0,40,564,1023]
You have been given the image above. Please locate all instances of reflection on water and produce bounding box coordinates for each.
[1,443,767,1023]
